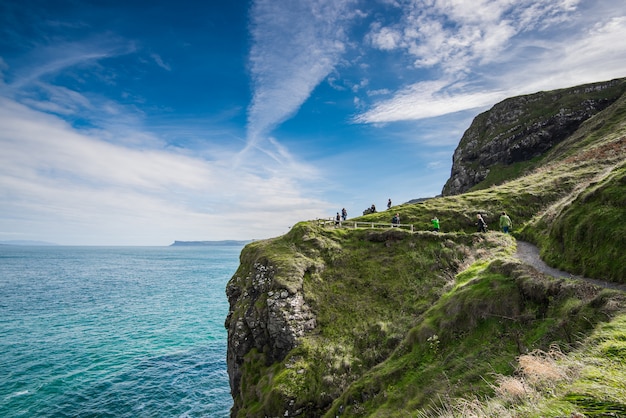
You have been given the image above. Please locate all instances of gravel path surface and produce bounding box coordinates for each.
[515,240,626,292]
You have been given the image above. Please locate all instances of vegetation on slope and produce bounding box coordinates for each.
[363,88,626,282]
[325,259,625,417]
[412,311,626,417]
[442,77,626,195]
[231,227,513,417]
[227,82,626,417]
[517,91,626,282]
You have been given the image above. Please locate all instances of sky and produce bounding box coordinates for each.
[1,0,625,246]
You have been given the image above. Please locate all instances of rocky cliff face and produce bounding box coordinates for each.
[224,240,319,417]
[442,78,626,196]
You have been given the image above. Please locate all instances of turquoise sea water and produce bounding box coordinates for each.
[0,245,241,417]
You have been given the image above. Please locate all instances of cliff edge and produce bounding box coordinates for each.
[224,79,626,417]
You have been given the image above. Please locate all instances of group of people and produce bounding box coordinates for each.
[336,200,513,234]
[476,212,512,233]
[362,197,394,216]
[335,208,348,225]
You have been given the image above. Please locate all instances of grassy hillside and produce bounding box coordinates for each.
[518,91,626,282]
[326,261,625,417]
[362,89,626,282]
[443,77,626,195]
[227,84,626,417]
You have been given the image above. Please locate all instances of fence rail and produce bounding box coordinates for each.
[316,218,414,232]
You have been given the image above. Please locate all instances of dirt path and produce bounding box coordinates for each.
[515,240,626,292]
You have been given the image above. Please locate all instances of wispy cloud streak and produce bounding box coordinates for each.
[5,36,135,91]
[246,0,357,147]
[354,79,506,123]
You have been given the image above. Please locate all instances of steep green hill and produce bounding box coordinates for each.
[442,78,626,196]
[225,80,626,418]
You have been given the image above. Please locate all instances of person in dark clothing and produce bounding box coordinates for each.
[476,214,487,232]
[341,208,347,221]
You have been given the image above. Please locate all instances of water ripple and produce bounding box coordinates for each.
[0,246,239,418]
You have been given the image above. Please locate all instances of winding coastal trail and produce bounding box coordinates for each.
[515,240,626,292]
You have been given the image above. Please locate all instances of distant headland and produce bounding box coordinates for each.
[0,240,59,246]
[169,240,252,247]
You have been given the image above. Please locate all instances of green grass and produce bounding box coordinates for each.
[429,313,626,418]
[322,258,625,417]
[230,227,516,417]
[468,157,542,191]
[227,81,626,417]
[539,164,626,282]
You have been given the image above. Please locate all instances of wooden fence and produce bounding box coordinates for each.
[317,218,414,232]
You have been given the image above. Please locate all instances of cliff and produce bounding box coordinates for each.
[442,78,626,196]
[224,80,626,417]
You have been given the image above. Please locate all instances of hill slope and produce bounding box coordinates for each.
[224,80,626,418]
[442,77,626,196]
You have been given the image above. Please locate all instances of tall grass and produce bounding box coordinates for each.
[541,163,626,282]
[417,314,626,418]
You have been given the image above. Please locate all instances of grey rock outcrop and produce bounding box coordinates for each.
[442,78,626,196]
[225,256,317,416]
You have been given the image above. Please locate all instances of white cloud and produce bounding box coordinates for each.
[0,98,330,245]
[21,83,93,115]
[0,20,338,245]
[7,36,135,91]
[369,26,402,50]
[150,53,171,71]
[246,0,358,146]
[487,12,626,94]
[367,88,391,97]
[354,79,506,123]
[397,0,580,72]
[357,0,626,123]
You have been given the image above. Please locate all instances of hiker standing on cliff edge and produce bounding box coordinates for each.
[499,211,512,233]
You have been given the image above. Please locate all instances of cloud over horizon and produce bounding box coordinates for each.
[0,97,327,245]
[0,0,625,245]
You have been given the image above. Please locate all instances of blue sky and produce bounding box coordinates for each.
[1,0,625,245]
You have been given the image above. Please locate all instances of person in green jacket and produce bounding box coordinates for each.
[499,211,512,233]
[431,216,440,232]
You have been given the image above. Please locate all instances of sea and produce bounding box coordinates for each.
[0,245,243,418]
